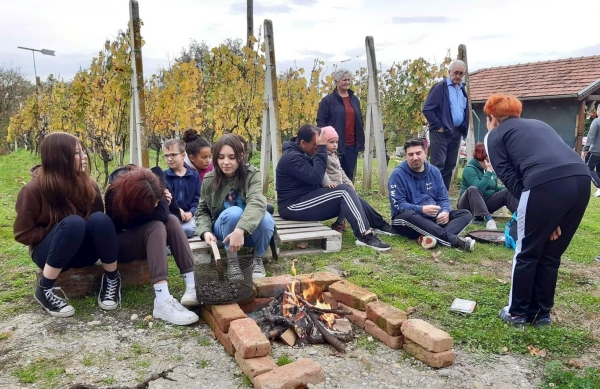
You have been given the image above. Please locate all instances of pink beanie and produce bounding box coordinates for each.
[321,126,339,141]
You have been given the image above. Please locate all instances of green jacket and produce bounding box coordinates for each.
[195,165,267,239]
[459,158,505,199]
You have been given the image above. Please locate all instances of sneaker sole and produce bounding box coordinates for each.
[98,300,119,311]
[180,298,201,307]
[252,272,266,279]
[153,310,199,326]
[355,240,392,252]
[35,294,75,318]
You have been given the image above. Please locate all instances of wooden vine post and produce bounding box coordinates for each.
[363,36,388,195]
[259,19,282,194]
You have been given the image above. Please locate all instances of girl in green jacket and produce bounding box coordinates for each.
[195,134,275,279]
[457,142,518,229]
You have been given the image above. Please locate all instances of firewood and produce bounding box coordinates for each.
[305,308,346,353]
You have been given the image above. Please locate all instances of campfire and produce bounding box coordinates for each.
[253,279,353,353]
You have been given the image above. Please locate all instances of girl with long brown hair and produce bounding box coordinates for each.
[13,132,120,317]
[105,167,199,326]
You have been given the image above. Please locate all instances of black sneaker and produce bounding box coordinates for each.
[499,306,526,328]
[371,224,398,236]
[98,272,121,311]
[34,285,75,318]
[455,237,475,252]
[355,233,391,252]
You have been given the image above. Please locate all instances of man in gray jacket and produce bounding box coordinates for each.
[583,105,600,197]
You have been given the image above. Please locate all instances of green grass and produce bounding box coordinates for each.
[13,358,64,388]
[1,150,600,388]
[276,354,293,366]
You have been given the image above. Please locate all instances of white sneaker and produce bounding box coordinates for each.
[252,257,266,279]
[153,297,199,326]
[180,286,200,307]
[485,218,498,230]
[594,189,600,197]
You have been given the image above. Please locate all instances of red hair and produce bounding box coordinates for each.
[484,94,522,121]
[473,142,487,161]
[108,168,163,224]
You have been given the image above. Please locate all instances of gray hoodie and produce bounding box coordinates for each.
[584,118,600,155]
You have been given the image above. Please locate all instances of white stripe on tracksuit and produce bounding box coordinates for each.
[508,190,529,310]
[390,218,451,247]
[287,190,367,233]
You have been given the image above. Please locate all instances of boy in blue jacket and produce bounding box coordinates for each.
[163,139,201,238]
[388,138,474,251]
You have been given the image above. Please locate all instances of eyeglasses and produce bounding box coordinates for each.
[164,152,183,160]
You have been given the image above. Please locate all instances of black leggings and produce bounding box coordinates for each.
[279,184,370,238]
[32,212,118,271]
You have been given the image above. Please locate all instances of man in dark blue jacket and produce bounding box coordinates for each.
[276,124,391,252]
[388,138,474,251]
[422,60,469,190]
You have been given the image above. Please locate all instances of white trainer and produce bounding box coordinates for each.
[180,286,200,307]
[485,218,498,230]
[153,297,199,326]
[594,189,600,197]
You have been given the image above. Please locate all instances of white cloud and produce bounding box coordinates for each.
[1,0,598,82]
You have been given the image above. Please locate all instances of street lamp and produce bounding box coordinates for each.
[17,46,56,87]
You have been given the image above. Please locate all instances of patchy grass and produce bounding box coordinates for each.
[13,358,65,388]
[1,150,600,387]
[276,354,293,366]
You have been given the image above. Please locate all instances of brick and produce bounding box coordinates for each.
[401,319,453,353]
[332,318,352,334]
[234,352,277,383]
[229,318,271,358]
[366,301,408,336]
[215,325,236,356]
[254,275,300,298]
[403,339,455,368]
[364,319,404,349]
[253,358,325,389]
[199,307,215,331]
[209,303,247,333]
[296,272,342,291]
[337,303,367,328]
[239,297,274,314]
[322,292,337,308]
[329,280,377,311]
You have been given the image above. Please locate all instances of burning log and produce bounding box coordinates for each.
[305,308,346,353]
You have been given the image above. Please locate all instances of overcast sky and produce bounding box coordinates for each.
[1,0,599,83]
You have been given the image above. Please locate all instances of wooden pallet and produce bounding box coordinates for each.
[189,216,342,264]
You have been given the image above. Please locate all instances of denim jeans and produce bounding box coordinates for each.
[212,206,275,257]
[182,217,196,238]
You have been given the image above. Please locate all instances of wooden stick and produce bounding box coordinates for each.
[295,295,352,315]
[305,308,346,353]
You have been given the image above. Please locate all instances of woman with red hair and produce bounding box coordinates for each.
[105,167,199,326]
[484,94,590,328]
[457,142,518,229]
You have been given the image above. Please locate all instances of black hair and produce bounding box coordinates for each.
[403,138,426,152]
[182,128,211,157]
[296,124,320,145]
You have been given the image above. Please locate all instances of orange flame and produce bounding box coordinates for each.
[282,280,337,329]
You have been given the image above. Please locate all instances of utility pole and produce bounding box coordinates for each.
[129,0,149,167]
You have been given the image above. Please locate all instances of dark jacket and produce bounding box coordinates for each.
[486,117,590,199]
[316,88,365,154]
[422,78,469,137]
[388,161,451,219]
[105,185,170,233]
[459,158,504,199]
[276,140,328,210]
[164,167,200,214]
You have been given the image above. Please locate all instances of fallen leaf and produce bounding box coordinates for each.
[527,345,547,358]
[567,359,584,369]
[143,315,153,322]
[296,242,308,249]
[496,278,507,284]
[502,346,509,354]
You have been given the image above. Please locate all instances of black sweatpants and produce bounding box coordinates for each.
[508,175,590,319]
[429,129,462,190]
[457,187,519,218]
[279,184,370,238]
[584,153,600,188]
[32,212,118,271]
[390,209,472,247]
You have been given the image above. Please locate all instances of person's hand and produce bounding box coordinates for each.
[437,127,444,133]
[223,228,245,254]
[484,159,493,172]
[164,189,172,204]
[316,129,328,145]
[422,205,441,217]
[436,211,449,225]
[326,183,337,189]
[183,212,193,222]
[550,226,561,241]
[203,231,217,245]
[179,208,185,220]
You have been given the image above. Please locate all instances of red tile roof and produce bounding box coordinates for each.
[468,55,600,102]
